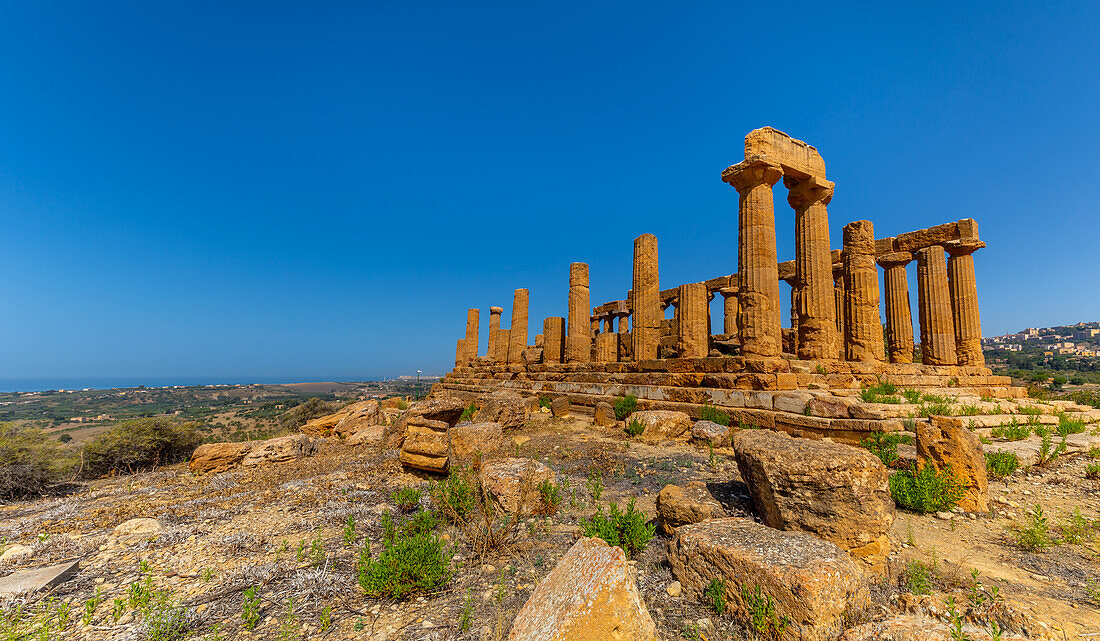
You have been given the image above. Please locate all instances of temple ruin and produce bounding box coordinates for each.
[436,127,1018,442]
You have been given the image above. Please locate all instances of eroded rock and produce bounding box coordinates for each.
[656,482,726,535]
[690,420,730,447]
[840,615,1027,641]
[188,441,253,475]
[627,410,692,444]
[917,415,989,512]
[241,434,317,468]
[449,421,504,464]
[480,458,554,516]
[473,390,530,429]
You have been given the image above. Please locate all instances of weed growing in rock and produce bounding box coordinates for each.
[625,419,645,437]
[946,596,967,641]
[901,389,922,404]
[990,420,1030,441]
[459,403,477,422]
[859,431,910,467]
[699,404,730,426]
[889,463,965,513]
[903,559,935,594]
[1013,503,1054,552]
[704,578,726,615]
[1057,414,1086,436]
[581,498,655,557]
[985,451,1019,479]
[586,469,604,503]
[342,515,357,546]
[1086,463,1100,480]
[740,584,789,637]
[958,404,981,416]
[396,400,409,410]
[1035,427,1067,467]
[357,530,452,598]
[538,396,552,409]
[142,591,189,641]
[392,487,423,512]
[1087,579,1100,606]
[860,381,900,403]
[613,394,637,421]
[1059,508,1094,544]
[537,479,561,516]
[111,598,125,623]
[319,605,332,632]
[242,586,261,630]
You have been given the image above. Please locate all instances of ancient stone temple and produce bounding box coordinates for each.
[437,127,1014,442]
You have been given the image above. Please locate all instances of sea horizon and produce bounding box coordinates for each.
[0,375,397,394]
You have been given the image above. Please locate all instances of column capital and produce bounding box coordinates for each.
[489,306,504,314]
[944,239,986,257]
[721,155,783,193]
[876,251,914,268]
[785,174,835,209]
[718,286,739,298]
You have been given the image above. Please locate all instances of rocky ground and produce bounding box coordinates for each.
[1,398,1098,640]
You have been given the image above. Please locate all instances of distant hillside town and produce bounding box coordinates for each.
[983,321,1100,383]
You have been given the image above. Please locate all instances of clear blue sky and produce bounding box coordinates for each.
[1,2,1097,385]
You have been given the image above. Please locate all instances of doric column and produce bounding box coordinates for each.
[617,312,629,334]
[676,283,708,358]
[946,240,986,366]
[916,245,957,365]
[495,328,511,364]
[722,157,784,358]
[833,267,846,359]
[454,339,466,367]
[787,176,838,360]
[487,306,503,362]
[543,317,565,363]
[843,220,884,362]
[507,289,529,364]
[591,317,601,336]
[566,263,591,363]
[719,287,738,336]
[463,308,480,362]
[595,333,618,362]
[631,234,661,360]
[877,252,915,363]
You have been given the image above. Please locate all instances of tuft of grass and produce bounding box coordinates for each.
[889,463,966,513]
[699,404,730,426]
[613,395,638,421]
[991,420,1031,441]
[1057,414,1086,437]
[985,451,1019,479]
[705,578,726,615]
[537,478,561,516]
[902,389,923,404]
[904,559,935,594]
[625,419,645,438]
[392,487,423,512]
[580,498,655,557]
[459,403,477,422]
[740,584,789,637]
[1012,503,1054,552]
[959,404,981,416]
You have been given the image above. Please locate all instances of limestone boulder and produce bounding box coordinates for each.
[473,390,529,429]
[449,421,503,464]
[508,537,657,641]
[807,396,855,418]
[656,483,726,535]
[479,458,555,516]
[732,429,894,563]
[345,425,385,448]
[627,410,692,444]
[299,410,344,437]
[917,415,989,512]
[690,420,730,448]
[594,402,617,427]
[668,517,868,641]
[112,518,164,542]
[840,615,1026,641]
[386,396,468,449]
[188,441,253,475]
[0,544,33,565]
[400,420,449,473]
[241,434,317,468]
[333,400,384,438]
[550,397,570,418]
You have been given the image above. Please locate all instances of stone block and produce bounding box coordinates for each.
[0,561,80,596]
[656,483,726,535]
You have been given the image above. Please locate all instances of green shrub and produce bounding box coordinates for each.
[142,591,189,641]
[1035,427,1067,467]
[625,419,645,437]
[917,401,953,418]
[889,463,966,513]
[0,422,65,499]
[1013,504,1054,552]
[396,399,409,410]
[581,498,655,557]
[901,389,923,404]
[242,586,260,630]
[537,479,561,515]
[991,420,1030,441]
[860,381,900,404]
[903,559,934,594]
[1057,415,1086,437]
[959,404,981,416]
[430,465,479,524]
[1086,463,1100,480]
[613,395,638,421]
[860,432,910,467]
[538,396,553,410]
[985,451,1019,479]
[459,403,477,422]
[82,417,201,477]
[400,510,438,538]
[357,531,452,599]
[705,578,726,615]
[392,487,423,512]
[740,584,789,636]
[699,404,730,427]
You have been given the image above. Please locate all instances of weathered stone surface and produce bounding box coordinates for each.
[807,396,855,418]
[840,615,1026,641]
[488,306,504,362]
[241,434,317,468]
[400,422,449,473]
[473,390,530,429]
[631,234,660,361]
[595,332,618,363]
[917,415,988,512]
[843,220,884,363]
[916,246,957,366]
[113,518,164,540]
[387,396,468,448]
[656,483,726,535]
[668,517,867,641]
[188,441,253,475]
[788,175,837,360]
[946,241,985,366]
[567,263,591,363]
[345,424,385,447]
[627,410,692,444]
[509,288,530,364]
[0,561,80,596]
[449,421,503,464]
[508,537,657,641]
[744,126,826,180]
[333,400,384,438]
[480,458,555,516]
[0,544,32,565]
[461,308,480,363]
[878,252,914,363]
[550,397,570,418]
[689,420,730,447]
[543,316,565,364]
[676,282,709,358]
[773,391,813,414]
[594,402,617,427]
[732,429,894,557]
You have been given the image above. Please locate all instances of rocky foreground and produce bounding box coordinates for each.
[0,392,1098,640]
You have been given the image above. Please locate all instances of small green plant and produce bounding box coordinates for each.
[904,559,934,594]
[959,404,981,416]
[1036,427,1067,467]
[202,567,214,582]
[625,419,645,437]
[1086,462,1100,480]
[1087,579,1100,605]
[319,605,332,632]
[1088,446,1100,459]
[740,584,789,637]
[431,465,479,523]
[586,469,604,503]
[889,463,966,513]
[946,596,969,641]
[901,389,922,404]
[538,396,553,410]
[242,586,261,630]
[458,589,474,632]
[143,591,189,641]
[985,451,1019,479]
[991,420,1030,441]
[309,528,325,562]
[357,530,452,599]
[917,401,953,417]
[860,380,900,403]
[859,431,908,467]
[129,575,154,610]
[112,598,126,623]
[342,515,357,546]
[82,587,104,626]
[396,399,409,410]
[277,597,300,641]
[459,403,477,422]
[705,578,726,615]
[699,404,730,426]
[967,568,987,609]
[814,363,827,375]
[1013,503,1054,552]
[537,479,561,515]
[580,498,656,557]
[1059,508,1093,544]
[400,509,439,538]
[613,394,637,421]
[392,487,423,512]
[1057,414,1086,436]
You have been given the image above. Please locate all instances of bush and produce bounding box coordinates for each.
[392,487,423,512]
[889,463,966,513]
[859,432,911,468]
[0,422,65,499]
[81,418,202,477]
[991,420,1030,441]
[860,381,900,403]
[613,395,637,421]
[277,397,339,431]
[625,419,645,438]
[1013,503,1053,552]
[740,584,789,636]
[357,531,452,599]
[985,451,1019,479]
[581,498,655,557]
[705,578,726,615]
[1086,463,1100,480]
[699,404,730,427]
[538,396,553,410]
[430,465,479,524]
[1057,415,1086,437]
[537,479,561,516]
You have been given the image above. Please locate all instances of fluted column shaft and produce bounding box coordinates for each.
[676,283,709,358]
[719,287,738,336]
[916,245,957,365]
[595,333,618,362]
[487,306,503,362]
[877,253,914,363]
[566,263,591,363]
[843,220,884,362]
[543,317,565,363]
[724,158,784,358]
[631,234,660,360]
[833,268,846,359]
[787,177,838,360]
[463,308,480,362]
[507,289,529,364]
[617,313,629,334]
[947,240,986,366]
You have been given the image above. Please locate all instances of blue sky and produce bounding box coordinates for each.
[1,2,1097,383]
